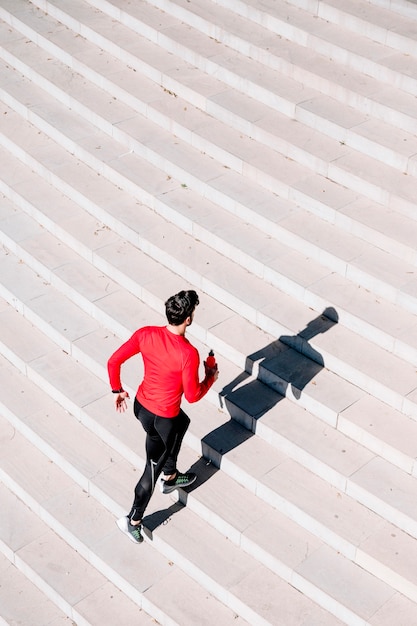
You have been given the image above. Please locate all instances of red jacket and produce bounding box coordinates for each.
[108,326,214,417]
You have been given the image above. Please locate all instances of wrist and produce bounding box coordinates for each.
[112,388,124,394]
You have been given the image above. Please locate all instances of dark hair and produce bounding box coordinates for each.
[165,290,199,325]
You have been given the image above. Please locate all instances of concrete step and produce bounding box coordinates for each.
[1,10,417,292]
[3,0,417,194]
[8,0,415,188]
[312,0,417,55]
[366,0,417,21]
[0,483,158,625]
[0,374,357,625]
[3,246,417,594]
[2,4,417,280]
[33,0,417,137]
[2,107,417,372]
[145,0,417,96]
[0,59,414,302]
[0,26,416,273]
[0,430,255,626]
[0,551,73,626]
[0,23,404,267]
[1,302,417,619]
[1,167,417,438]
[1,146,417,423]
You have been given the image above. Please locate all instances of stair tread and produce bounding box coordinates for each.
[3,169,417,418]
[2,334,417,615]
[0,413,348,625]
[0,428,254,626]
[42,0,417,130]
[0,482,158,626]
[208,0,417,55]
[149,0,417,101]
[2,8,412,276]
[1,344,413,620]
[4,0,417,179]
[0,25,413,276]
[3,193,417,435]
[0,551,72,626]
[319,0,417,50]
[3,287,417,593]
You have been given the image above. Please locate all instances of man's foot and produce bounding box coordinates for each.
[160,471,197,494]
[116,516,144,543]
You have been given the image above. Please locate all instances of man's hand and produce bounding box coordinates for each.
[204,361,219,382]
[114,390,130,413]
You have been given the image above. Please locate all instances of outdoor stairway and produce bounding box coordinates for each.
[1,0,417,624]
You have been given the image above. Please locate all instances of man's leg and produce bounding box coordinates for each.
[159,409,196,494]
[129,401,178,523]
[161,409,190,478]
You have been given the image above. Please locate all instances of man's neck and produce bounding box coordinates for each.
[166,322,187,336]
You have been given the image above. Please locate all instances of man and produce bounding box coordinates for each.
[107,289,219,543]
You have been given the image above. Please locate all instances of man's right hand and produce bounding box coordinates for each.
[114,391,130,413]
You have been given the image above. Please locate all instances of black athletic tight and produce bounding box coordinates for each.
[128,398,190,522]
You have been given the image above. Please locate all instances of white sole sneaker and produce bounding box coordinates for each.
[116,516,143,543]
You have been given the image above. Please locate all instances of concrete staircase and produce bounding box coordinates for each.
[1,0,417,623]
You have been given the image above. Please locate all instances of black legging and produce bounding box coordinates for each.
[129,398,190,522]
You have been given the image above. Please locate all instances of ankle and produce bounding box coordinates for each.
[163,472,177,481]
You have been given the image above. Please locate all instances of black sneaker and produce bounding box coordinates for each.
[160,472,197,494]
[116,516,144,543]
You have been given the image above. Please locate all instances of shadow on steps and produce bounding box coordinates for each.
[143,307,338,536]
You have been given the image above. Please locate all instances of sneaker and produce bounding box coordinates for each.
[160,472,197,494]
[116,516,144,543]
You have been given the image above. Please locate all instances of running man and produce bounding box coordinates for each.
[108,289,219,543]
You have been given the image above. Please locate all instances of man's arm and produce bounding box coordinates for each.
[182,349,218,403]
[107,331,141,410]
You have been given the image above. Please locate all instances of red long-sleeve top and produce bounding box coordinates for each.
[107,325,214,417]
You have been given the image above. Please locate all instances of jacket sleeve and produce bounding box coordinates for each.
[182,347,214,403]
[107,331,140,391]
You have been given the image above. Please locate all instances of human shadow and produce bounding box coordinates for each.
[218,307,338,428]
[143,307,338,535]
[255,306,338,401]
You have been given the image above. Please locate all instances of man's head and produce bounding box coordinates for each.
[165,290,199,326]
